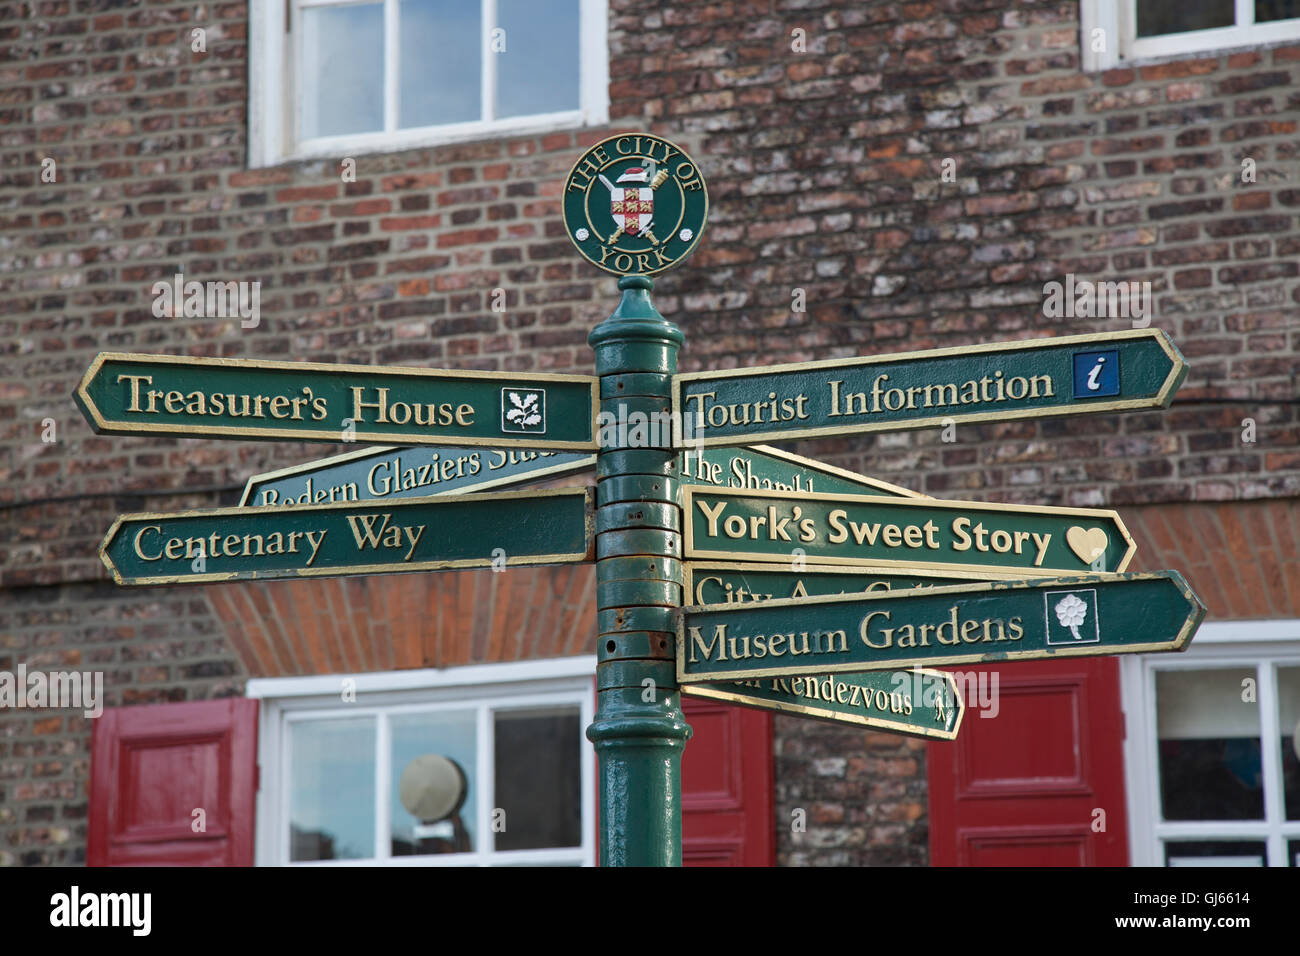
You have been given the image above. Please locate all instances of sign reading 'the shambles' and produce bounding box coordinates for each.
[75,352,599,450]
[672,329,1187,446]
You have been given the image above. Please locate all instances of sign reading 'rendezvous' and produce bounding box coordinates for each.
[75,353,600,450]
[672,329,1187,447]
[677,571,1205,683]
[685,666,964,740]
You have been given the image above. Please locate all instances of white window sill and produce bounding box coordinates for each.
[261,109,592,168]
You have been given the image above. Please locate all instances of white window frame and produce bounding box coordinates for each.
[1082,0,1300,71]
[1120,619,1300,867]
[249,656,597,866]
[249,0,610,168]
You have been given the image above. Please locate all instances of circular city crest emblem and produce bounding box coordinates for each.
[562,133,708,277]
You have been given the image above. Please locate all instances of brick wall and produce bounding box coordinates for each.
[1,0,1298,867]
[0,582,243,865]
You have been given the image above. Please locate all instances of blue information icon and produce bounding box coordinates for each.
[1072,349,1120,399]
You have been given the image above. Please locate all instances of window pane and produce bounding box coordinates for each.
[1157,668,1263,821]
[400,0,481,128]
[1280,666,1300,820]
[1256,0,1300,22]
[290,717,376,861]
[495,0,580,119]
[391,710,477,855]
[1136,0,1234,36]
[1165,840,1266,866]
[1290,839,1300,867]
[300,2,385,139]
[493,706,582,850]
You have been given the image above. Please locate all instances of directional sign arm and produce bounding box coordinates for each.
[75,352,600,451]
[673,329,1189,447]
[100,487,594,586]
[677,570,1206,683]
[684,667,965,740]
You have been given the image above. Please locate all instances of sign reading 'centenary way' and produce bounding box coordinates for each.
[75,353,600,450]
[100,488,593,586]
[672,329,1187,447]
[562,133,709,277]
[241,445,596,507]
[682,487,1135,577]
[685,666,964,740]
[677,571,1206,683]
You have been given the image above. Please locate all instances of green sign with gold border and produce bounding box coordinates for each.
[682,487,1136,577]
[75,352,600,450]
[672,329,1187,447]
[677,571,1205,683]
[685,666,964,740]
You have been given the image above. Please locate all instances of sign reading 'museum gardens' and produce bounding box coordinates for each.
[678,571,1205,683]
[74,136,1209,867]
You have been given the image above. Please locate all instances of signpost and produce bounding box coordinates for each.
[241,444,596,507]
[684,666,964,740]
[75,136,1209,868]
[100,488,593,585]
[75,352,600,450]
[677,570,1205,683]
[673,329,1187,446]
[683,487,1136,577]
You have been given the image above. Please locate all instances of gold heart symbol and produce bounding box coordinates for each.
[1066,526,1109,565]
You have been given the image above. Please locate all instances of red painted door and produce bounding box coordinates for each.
[928,658,1129,866]
[681,698,774,866]
[89,698,258,866]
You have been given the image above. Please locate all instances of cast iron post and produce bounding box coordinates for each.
[586,275,691,866]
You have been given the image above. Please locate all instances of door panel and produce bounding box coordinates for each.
[681,698,774,866]
[928,658,1128,866]
[89,698,258,866]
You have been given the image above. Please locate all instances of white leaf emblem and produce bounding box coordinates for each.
[1054,593,1089,640]
[505,392,540,426]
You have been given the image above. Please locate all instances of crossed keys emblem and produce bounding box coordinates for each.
[598,162,669,247]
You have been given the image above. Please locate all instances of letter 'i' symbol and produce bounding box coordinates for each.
[1086,356,1106,391]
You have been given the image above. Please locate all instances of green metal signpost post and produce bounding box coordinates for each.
[573,132,710,867]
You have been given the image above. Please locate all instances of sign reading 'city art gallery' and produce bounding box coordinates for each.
[680,444,921,499]
[684,561,990,606]
[685,666,964,740]
[672,329,1187,446]
[683,487,1135,577]
[100,488,593,586]
[241,445,596,507]
[677,571,1206,683]
[75,353,600,450]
